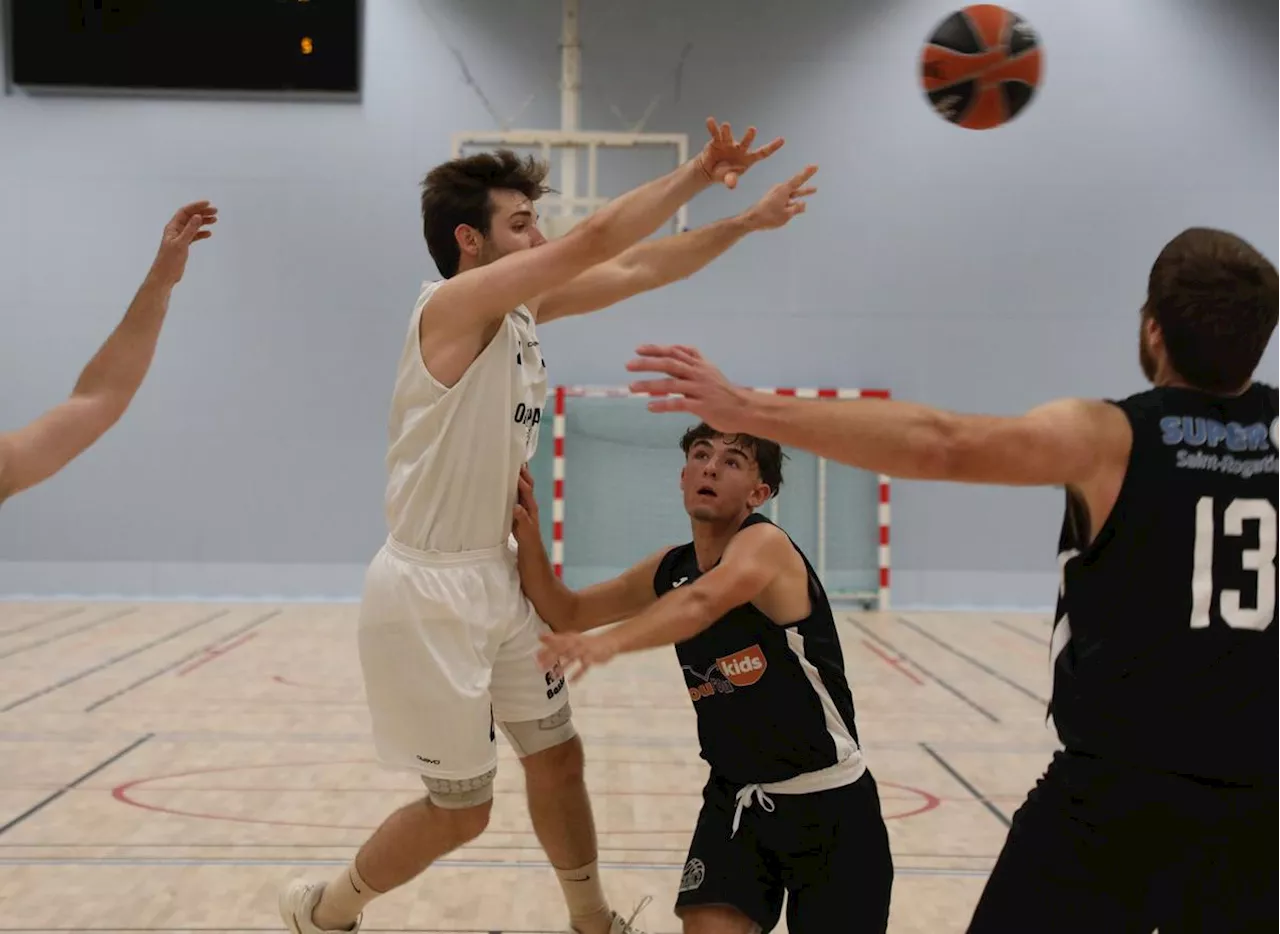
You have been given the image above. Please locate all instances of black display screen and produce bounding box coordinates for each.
[8,0,362,95]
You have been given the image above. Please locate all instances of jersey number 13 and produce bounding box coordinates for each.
[1191,497,1276,631]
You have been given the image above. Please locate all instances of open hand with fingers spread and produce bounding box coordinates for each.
[745,165,820,231]
[627,344,751,433]
[538,630,620,683]
[149,200,218,287]
[697,117,785,190]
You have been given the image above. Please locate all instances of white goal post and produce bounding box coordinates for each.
[544,386,892,609]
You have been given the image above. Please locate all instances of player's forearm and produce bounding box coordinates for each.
[606,588,714,655]
[738,392,956,480]
[71,272,174,411]
[619,214,754,290]
[515,536,582,632]
[579,159,710,261]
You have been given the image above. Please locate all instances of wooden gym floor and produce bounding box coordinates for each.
[0,601,1061,933]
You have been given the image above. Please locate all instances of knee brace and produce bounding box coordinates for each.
[421,766,497,809]
[499,702,578,757]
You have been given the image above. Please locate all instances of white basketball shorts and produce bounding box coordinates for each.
[356,536,568,780]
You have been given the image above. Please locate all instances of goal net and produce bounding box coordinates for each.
[525,387,892,609]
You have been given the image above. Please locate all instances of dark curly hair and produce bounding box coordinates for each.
[420,149,552,278]
[679,422,787,498]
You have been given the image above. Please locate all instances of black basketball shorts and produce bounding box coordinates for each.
[674,769,893,934]
[967,749,1279,934]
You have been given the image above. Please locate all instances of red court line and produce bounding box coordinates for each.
[861,638,927,686]
[176,632,258,677]
[111,760,941,828]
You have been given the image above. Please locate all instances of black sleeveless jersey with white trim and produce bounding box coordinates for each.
[653,513,861,785]
[1050,382,1278,785]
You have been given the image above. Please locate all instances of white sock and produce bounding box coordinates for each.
[312,862,380,931]
[555,860,612,932]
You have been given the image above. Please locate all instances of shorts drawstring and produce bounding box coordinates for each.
[731,783,776,838]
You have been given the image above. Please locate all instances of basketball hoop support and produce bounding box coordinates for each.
[450,0,690,237]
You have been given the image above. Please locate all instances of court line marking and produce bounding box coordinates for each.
[0,605,85,640]
[107,760,941,828]
[988,617,1050,646]
[895,616,1047,704]
[0,856,991,877]
[0,843,1000,858]
[0,606,136,662]
[0,730,1061,754]
[860,638,927,685]
[0,611,235,712]
[84,611,280,711]
[0,734,154,838]
[845,617,1000,722]
[919,742,1011,829]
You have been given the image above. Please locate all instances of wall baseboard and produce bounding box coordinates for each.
[0,562,1056,611]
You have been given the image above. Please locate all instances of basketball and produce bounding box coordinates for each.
[921,4,1043,130]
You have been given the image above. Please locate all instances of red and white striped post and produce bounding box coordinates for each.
[550,385,891,609]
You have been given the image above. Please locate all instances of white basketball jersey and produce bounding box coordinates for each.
[382,280,547,552]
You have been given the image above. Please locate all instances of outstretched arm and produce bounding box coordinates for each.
[536,165,818,323]
[424,118,784,338]
[512,467,665,633]
[0,201,217,503]
[625,345,1133,488]
[537,521,793,682]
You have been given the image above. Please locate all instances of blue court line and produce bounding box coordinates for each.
[0,605,86,640]
[0,730,1062,755]
[844,617,1002,723]
[0,606,136,662]
[0,856,991,877]
[0,611,230,712]
[84,610,280,711]
[895,616,1047,704]
[989,616,1050,646]
[919,742,1011,829]
[0,734,154,838]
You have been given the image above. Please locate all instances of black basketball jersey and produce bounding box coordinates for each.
[1050,382,1278,785]
[653,513,862,785]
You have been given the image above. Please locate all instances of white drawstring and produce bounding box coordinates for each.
[731,783,776,838]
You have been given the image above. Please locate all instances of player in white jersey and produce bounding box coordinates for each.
[0,201,216,505]
[279,118,820,934]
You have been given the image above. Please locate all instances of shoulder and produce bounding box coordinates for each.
[724,518,802,569]
[1026,397,1133,446]
[654,542,695,594]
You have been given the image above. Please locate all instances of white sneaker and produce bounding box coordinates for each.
[278,880,361,934]
[607,896,653,934]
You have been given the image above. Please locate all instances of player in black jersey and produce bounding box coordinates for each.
[626,227,1278,933]
[512,424,893,934]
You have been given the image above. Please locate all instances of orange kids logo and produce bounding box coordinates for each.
[717,645,767,687]
[683,645,768,702]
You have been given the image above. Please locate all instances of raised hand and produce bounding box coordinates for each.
[697,118,785,190]
[150,200,218,287]
[626,344,751,433]
[537,630,620,683]
[745,165,819,230]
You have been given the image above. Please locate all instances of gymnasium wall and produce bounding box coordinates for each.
[0,0,1276,607]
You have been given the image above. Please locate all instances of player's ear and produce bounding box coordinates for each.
[679,465,687,491]
[455,224,481,259]
[1143,315,1165,353]
[746,481,771,509]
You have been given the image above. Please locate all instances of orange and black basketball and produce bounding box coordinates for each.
[920,5,1042,130]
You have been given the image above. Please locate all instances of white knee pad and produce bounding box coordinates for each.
[421,766,497,809]
[499,702,578,757]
